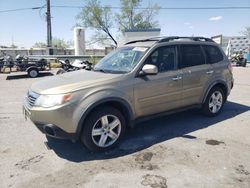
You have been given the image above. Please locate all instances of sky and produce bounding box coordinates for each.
[0,0,250,48]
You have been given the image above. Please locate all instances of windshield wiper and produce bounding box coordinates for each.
[93,68,107,73]
[94,68,128,74]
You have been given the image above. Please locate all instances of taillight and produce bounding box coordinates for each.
[228,63,233,74]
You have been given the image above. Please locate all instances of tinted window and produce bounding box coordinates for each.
[203,45,224,64]
[180,45,205,68]
[145,46,176,72]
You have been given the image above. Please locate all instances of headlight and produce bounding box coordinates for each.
[34,93,72,108]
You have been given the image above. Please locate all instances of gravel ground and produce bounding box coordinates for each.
[0,67,250,188]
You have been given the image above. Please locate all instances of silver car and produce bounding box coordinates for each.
[23,37,234,151]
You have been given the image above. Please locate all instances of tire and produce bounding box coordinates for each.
[243,60,247,67]
[202,87,225,117]
[81,106,126,152]
[28,69,39,78]
[56,69,66,75]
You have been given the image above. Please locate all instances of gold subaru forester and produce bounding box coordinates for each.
[23,37,234,151]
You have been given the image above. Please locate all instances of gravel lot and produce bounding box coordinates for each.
[0,67,250,188]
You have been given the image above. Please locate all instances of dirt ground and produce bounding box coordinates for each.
[0,67,250,188]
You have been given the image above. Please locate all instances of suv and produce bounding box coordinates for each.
[23,36,234,151]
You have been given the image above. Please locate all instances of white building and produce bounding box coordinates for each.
[119,28,161,46]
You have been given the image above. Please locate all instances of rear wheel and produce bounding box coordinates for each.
[81,107,126,152]
[202,87,225,117]
[28,69,39,78]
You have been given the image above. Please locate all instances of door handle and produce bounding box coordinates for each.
[172,76,182,81]
[206,70,214,75]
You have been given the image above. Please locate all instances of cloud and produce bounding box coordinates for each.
[209,16,223,21]
[184,22,191,25]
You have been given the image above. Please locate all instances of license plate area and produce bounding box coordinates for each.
[23,106,31,120]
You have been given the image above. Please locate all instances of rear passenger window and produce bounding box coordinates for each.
[180,45,205,68]
[203,45,224,64]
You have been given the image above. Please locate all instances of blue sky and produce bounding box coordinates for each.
[0,0,249,48]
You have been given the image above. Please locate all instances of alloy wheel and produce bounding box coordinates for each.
[91,115,121,148]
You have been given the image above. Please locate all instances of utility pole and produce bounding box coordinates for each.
[46,0,52,52]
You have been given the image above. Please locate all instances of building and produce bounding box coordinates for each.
[212,35,250,56]
[119,28,161,46]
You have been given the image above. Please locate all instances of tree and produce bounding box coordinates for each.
[76,0,117,46]
[241,26,250,38]
[32,38,73,49]
[76,0,160,47]
[52,37,73,49]
[116,0,159,31]
[32,42,47,48]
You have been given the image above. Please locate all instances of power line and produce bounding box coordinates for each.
[52,5,250,10]
[0,7,42,13]
[1,6,250,13]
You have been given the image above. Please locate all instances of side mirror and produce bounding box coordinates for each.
[139,64,158,76]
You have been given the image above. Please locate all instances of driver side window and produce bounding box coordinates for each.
[145,46,176,72]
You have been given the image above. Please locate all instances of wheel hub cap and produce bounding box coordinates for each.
[91,115,121,148]
[209,91,223,113]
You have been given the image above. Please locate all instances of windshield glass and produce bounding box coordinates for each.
[94,46,148,73]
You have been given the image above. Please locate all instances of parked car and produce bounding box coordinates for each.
[23,36,234,151]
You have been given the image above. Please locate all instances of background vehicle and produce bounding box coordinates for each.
[23,36,234,152]
[56,59,93,74]
[230,53,247,67]
[0,56,4,73]
[14,55,51,77]
[0,54,51,77]
[0,55,14,73]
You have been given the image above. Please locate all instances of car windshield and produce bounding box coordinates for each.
[94,46,148,73]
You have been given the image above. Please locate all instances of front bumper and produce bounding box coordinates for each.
[34,123,77,140]
[23,100,80,140]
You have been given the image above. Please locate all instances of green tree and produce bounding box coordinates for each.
[117,0,159,31]
[76,0,117,46]
[52,37,72,49]
[32,42,47,48]
[32,38,73,49]
[76,0,160,47]
[241,26,250,38]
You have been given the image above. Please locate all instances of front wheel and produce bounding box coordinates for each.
[202,87,225,117]
[81,107,126,152]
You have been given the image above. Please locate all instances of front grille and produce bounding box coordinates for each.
[26,90,39,107]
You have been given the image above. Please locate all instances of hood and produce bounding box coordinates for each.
[31,70,122,94]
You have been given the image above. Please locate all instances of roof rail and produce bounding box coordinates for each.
[124,36,214,45]
[158,36,214,43]
[125,38,160,45]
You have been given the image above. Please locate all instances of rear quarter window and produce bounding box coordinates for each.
[203,45,224,64]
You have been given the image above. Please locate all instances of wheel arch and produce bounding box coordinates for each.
[76,97,134,138]
[202,81,228,104]
[26,66,39,72]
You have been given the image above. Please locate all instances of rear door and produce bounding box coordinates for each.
[179,44,214,106]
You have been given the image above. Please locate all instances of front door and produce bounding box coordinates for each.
[134,45,183,118]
